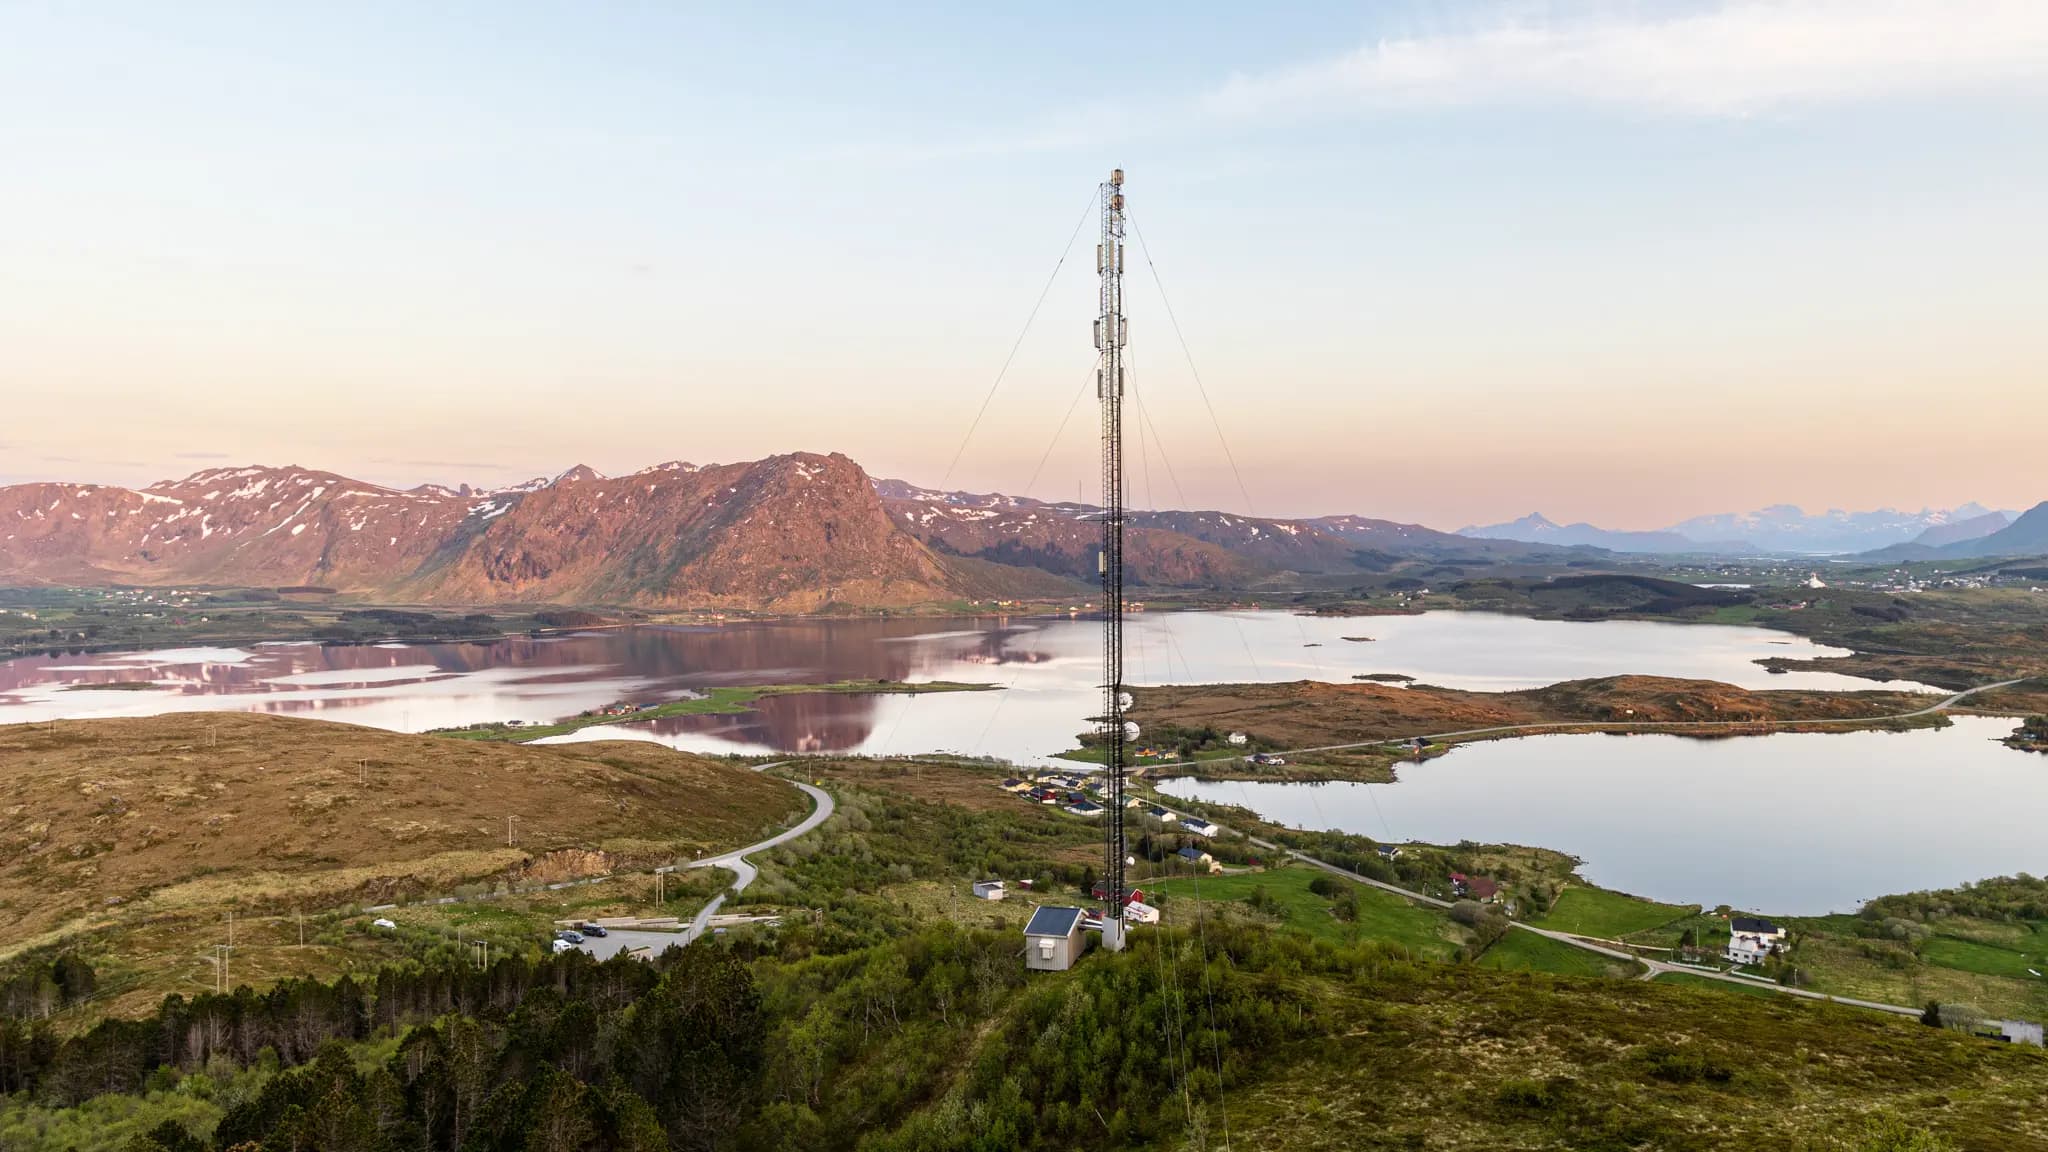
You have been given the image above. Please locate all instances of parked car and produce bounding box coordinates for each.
[578,923,609,938]
[554,929,584,944]
[371,918,397,930]
[550,939,575,954]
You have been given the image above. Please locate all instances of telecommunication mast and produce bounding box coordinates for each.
[1096,168,1130,951]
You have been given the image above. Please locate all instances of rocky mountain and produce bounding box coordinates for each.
[1916,502,2048,559]
[1859,502,2048,562]
[0,455,1076,610]
[1457,513,1734,554]
[1668,503,2000,555]
[1905,509,2010,549]
[1459,503,2018,556]
[876,480,1568,586]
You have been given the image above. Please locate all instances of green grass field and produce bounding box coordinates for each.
[434,679,994,742]
[1653,970,1786,999]
[1145,865,1457,959]
[1922,933,2048,980]
[1530,886,1696,939]
[1478,929,1641,978]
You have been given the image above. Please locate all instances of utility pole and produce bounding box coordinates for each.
[507,815,518,847]
[1096,167,1130,952]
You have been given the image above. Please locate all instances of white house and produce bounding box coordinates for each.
[1726,916,1787,965]
[971,880,1007,901]
[1179,818,1219,838]
[1123,900,1161,925]
[1023,905,1087,972]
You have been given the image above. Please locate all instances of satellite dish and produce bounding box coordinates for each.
[1123,721,1141,742]
[1125,855,1136,867]
[1117,691,1134,711]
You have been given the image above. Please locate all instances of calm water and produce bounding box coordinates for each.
[1159,717,2046,915]
[0,610,1926,765]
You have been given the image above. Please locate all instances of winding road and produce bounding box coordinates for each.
[1277,844,1923,1015]
[578,764,833,960]
[576,678,2025,1014]
[1124,679,2039,1017]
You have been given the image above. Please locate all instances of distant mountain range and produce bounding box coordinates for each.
[1453,513,1742,554]
[1460,503,2026,556]
[5,459,2039,608]
[0,456,1075,611]
[1862,503,2048,561]
[0,456,1568,610]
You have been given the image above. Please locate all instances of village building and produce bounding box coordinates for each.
[1023,905,1087,972]
[1449,872,1502,902]
[1123,900,1161,925]
[1993,1020,2045,1047]
[1179,818,1219,838]
[971,880,1007,901]
[1727,916,1787,965]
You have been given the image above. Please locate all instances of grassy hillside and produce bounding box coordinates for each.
[0,713,802,1013]
[1,755,2044,1150]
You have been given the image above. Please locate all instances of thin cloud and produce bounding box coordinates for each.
[373,458,508,472]
[1206,1,2048,118]
[173,451,232,460]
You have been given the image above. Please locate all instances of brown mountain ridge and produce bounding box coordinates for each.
[0,455,1564,609]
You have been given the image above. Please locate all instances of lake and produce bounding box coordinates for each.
[1158,717,2045,915]
[0,611,1921,765]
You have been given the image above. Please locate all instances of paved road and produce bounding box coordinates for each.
[576,764,833,959]
[1142,677,2029,773]
[1125,674,2022,1018]
[1165,805,1929,1018]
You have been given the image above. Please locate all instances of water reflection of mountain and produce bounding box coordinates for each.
[638,691,886,753]
[0,619,1058,750]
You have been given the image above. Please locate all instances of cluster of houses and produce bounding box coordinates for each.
[995,773,1219,837]
[584,701,657,719]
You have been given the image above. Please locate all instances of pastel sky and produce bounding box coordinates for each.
[4,1,2047,529]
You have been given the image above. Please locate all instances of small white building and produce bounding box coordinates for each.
[971,880,1007,901]
[1023,905,1087,972]
[1123,900,1161,925]
[1226,732,1249,746]
[1180,819,1219,838]
[1726,916,1787,965]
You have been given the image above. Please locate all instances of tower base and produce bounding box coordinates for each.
[1100,917,1127,952]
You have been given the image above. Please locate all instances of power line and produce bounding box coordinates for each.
[1127,213,1258,521]
[937,187,1101,491]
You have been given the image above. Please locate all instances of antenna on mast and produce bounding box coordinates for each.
[1097,167,1131,951]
